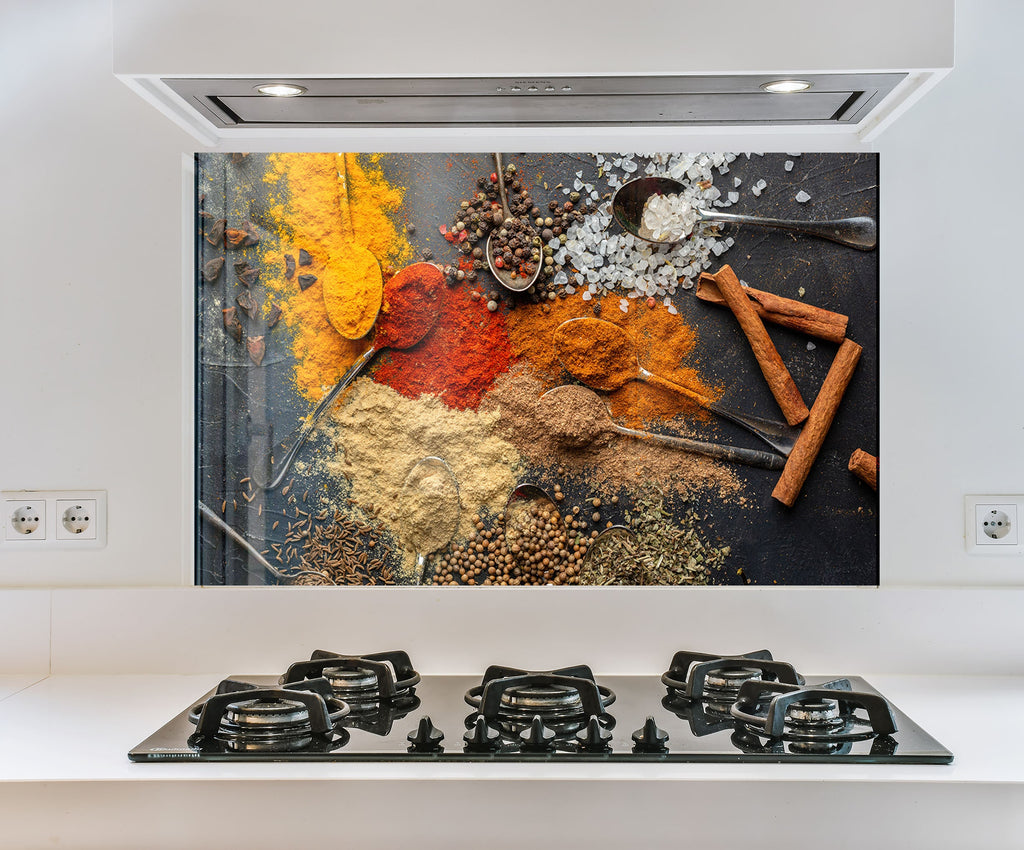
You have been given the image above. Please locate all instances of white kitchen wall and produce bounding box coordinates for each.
[0,0,1021,592]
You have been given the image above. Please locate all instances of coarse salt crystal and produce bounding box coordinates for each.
[795,190,811,203]
[784,160,794,172]
[807,341,816,351]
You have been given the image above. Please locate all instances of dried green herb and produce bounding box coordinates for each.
[579,489,729,586]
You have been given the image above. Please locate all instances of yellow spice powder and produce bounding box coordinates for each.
[260,153,414,401]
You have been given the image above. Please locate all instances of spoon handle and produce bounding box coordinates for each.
[251,343,380,490]
[198,501,287,581]
[613,425,785,470]
[637,367,798,457]
[698,210,877,251]
[493,152,512,220]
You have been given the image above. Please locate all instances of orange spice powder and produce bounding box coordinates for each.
[504,294,721,427]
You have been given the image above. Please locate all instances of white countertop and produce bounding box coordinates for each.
[0,673,1022,849]
[0,673,1020,784]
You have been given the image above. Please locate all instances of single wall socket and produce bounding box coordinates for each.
[5,500,46,541]
[965,495,1024,556]
[0,490,106,549]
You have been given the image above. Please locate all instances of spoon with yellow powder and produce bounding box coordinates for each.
[552,317,799,457]
[320,153,385,340]
[398,456,461,585]
[253,262,444,490]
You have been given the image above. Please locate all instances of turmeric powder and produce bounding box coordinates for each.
[259,153,414,401]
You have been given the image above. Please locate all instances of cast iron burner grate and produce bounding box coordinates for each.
[464,665,616,744]
[187,677,351,753]
[730,677,898,751]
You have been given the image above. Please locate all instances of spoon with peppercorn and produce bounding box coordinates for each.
[486,153,543,293]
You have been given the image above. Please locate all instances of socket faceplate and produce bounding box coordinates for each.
[0,491,106,549]
[965,495,1024,556]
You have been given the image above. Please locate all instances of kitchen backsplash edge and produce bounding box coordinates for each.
[0,585,1008,676]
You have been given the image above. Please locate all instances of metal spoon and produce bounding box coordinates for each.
[400,456,460,585]
[486,153,543,293]
[252,263,443,490]
[553,317,798,457]
[324,153,384,339]
[539,385,785,470]
[503,482,561,548]
[198,501,288,582]
[611,176,877,251]
[581,524,638,573]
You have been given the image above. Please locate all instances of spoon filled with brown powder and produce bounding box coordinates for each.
[538,385,785,470]
[398,456,461,584]
[552,317,798,458]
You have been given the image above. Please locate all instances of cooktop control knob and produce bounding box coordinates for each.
[576,714,613,752]
[463,715,502,752]
[631,716,670,753]
[519,715,557,752]
[407,716,444,753]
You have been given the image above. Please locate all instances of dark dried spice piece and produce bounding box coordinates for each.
[230,152,249,164]
[284,254,296,279]
[298,248,312,266]
[247,335,265,366]
[298,273,318,291]
[205,218,226,247]
[233,260,250,275]
[225,228,247,249]
[202,257,225,282]
[198,211,213,221]
[238,267,260,287]
[266,304,283,329]
[236,290,258,319]
[222,308,243,342]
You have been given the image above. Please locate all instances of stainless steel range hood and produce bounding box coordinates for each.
[164,74,905,130]
[113,0,953,148]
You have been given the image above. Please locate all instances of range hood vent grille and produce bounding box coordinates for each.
[165,74,905,129]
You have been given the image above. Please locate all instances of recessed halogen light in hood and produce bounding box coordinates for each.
[760,80,813,93]
[256,83,307,97]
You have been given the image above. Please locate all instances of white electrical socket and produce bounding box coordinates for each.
[4,499,46,541]
[0,490,106,549]
[965,495,1024,556]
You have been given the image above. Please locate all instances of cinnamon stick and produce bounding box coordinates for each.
[772,339,863,507]
[697,273,849,343]
[848,448,878,491]
[711,264,809,426]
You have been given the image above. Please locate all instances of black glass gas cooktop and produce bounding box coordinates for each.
[128,650,953,764]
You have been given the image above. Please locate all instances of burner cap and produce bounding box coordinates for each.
[224,697,310,730]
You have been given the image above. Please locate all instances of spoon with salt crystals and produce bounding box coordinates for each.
[485,153,543,293]
[539,385,785,471]
[611,176,877,251]
[400,456,460,585]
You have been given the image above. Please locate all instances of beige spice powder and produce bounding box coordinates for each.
[319,379,521,579]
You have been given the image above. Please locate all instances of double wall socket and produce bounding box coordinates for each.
[964,495,1024,556]
[2,490,107,549]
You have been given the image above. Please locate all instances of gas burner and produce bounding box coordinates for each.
[661,649,804,709]
[187,677,350,753]
[280,650,421,710]
[730,678,898,745]
[465,665,616,738]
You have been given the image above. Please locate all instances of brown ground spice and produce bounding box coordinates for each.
[504,293,722,427]
[483,367,742,497]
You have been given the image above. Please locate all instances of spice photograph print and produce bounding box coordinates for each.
[195,152,878,587]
